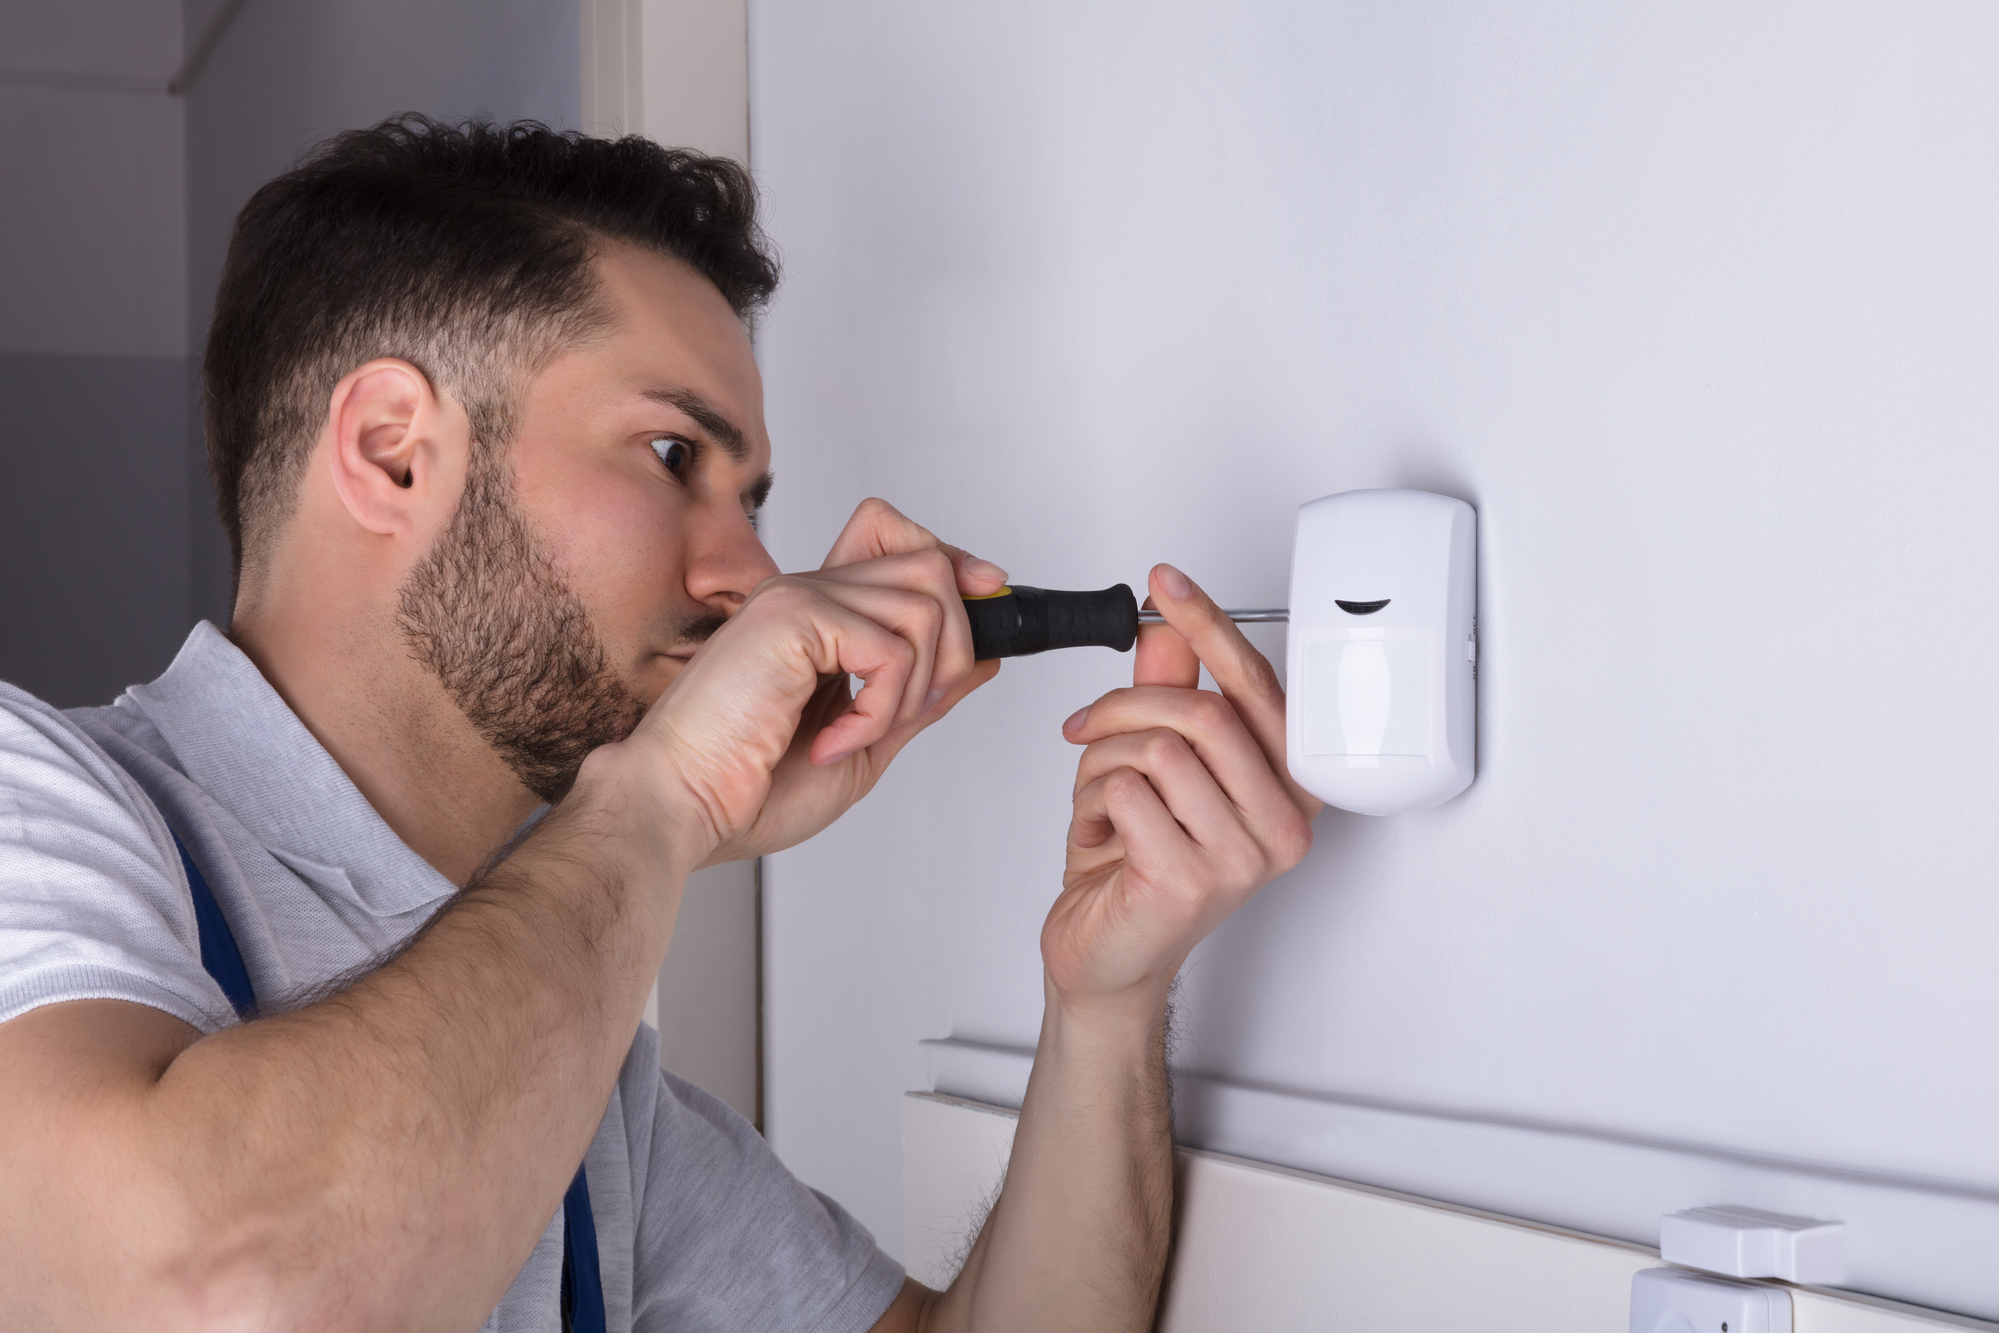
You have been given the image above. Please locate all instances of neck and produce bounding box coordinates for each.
[230,589,542,888]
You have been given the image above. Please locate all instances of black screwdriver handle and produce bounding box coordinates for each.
[964,585,1141,660]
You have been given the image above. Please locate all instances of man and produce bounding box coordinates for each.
[0,117,1316,1331]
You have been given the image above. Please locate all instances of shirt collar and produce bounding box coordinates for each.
[127,621,455,918]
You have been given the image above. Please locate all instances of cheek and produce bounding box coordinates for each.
[540,479,689,621]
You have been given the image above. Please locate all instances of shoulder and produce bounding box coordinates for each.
[0,682,168,844]
[0,681,228,1033]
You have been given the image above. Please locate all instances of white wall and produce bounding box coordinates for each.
[749,0,1999,1315]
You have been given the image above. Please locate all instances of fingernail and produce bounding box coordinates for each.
[966,556,1009,584]
[1157,564,1192,600]
[923,687,947,715]
[1063,706,1090,734]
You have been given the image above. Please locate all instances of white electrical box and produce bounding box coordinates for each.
[1285,489,1477,816]
[1632,1266,1792,1333]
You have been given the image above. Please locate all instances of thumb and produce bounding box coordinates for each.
[1133,566,1200,688]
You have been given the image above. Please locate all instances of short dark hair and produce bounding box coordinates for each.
[204,114,779,582]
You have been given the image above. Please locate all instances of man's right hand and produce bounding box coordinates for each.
[602,497,1004,870]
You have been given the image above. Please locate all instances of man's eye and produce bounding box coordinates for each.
[649,436,693,478]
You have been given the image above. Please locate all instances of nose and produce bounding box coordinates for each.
[684,503,780,617]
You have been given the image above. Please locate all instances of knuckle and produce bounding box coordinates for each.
[1139,728,1186,767]
[1221,845,1261,888]
[1284,816,1315,864]
[914,547,954,582]
[1189,691,1233,729]
[1108,767,1147,802]
[752,576,812,611]
[1267,813,1313,868]
[1240,648,1282,698]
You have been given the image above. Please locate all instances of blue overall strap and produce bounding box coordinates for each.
[561,1163,606,1333]
[169,829,255,1019]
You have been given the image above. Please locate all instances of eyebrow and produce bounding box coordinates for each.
[641,386,751,463]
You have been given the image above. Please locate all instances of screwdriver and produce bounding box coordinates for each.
[964,585,1289,660]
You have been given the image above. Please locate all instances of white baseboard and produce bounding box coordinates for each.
[915,1055,1999,1333]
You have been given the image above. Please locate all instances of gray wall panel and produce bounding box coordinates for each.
[0,352,190,707]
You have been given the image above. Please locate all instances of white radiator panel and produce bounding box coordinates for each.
[904,1092,1998,1333]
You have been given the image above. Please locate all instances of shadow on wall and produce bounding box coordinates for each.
[0,353,194,707]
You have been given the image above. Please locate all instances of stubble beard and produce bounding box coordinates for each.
[395,449,650,806]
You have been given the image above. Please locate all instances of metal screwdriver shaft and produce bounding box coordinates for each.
[1138,608,1288,624]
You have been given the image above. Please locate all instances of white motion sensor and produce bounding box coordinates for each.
[1285,489,1477,816]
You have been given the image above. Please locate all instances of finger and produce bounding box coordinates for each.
[822,498,1007,590]
[1146,563,1322,816]
[1065,685,1266,793]
[915,654,1000,723]
[798,549,979,708]
[791,580,946,731]
[1063,684,1314,857]
[864,655,1001,761]
[1070,728,1253,854]
[821,498,936,568]
[1067,770,1123,851]
[804,656,1000,837]
[808,626,915,767]
[1071,712,1306,867]
[940,543,1010,597]
[731,578,920,767]
[819,500,1009,592]
[1133,600,1200,689]
[1069,767,1197,872]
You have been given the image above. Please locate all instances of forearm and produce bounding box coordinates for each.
[926,977,1175,1333]
[892,565,1310,1333]
[28,749,692,1330]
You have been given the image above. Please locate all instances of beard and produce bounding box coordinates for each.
[395,450,713,805]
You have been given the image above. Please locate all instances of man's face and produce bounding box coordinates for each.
[398,245,780,802]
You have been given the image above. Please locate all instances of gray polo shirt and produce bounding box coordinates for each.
[0,622,904,1332]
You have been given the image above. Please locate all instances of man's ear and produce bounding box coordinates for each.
[324,358,470,539]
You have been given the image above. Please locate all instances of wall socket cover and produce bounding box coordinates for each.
[1285,489,1477,816]
[1632,1266,1792,1333]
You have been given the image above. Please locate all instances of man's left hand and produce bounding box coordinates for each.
[1047,562,1321,1015]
